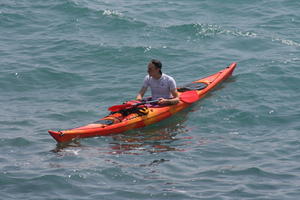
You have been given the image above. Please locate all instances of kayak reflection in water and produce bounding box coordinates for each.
[136,59,179,105]
[108,110,191,155]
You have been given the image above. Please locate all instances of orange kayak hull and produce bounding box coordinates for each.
[49,62,237,142]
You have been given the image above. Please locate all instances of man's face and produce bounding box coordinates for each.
[147,63,160,77]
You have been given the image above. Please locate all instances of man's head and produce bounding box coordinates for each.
[148,59,162,77]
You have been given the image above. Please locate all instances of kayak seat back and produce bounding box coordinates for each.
[94,112,123,125]
[119,106,149,116]
[178,82,207,92]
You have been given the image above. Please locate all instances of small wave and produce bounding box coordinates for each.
[166,23,299,50]
[197,166,295,180]
[52,0,147,30]
[0,67,84,92]
[102,9,123,17]
[50,0,143,29]
[0,7,36,28]
[0,119,35,127]
[50,0,90,16]
[100,10,147,30]
[194,24,257,38]
[167,23,257,39]
[272,37,300,47]
[0,137,33,147]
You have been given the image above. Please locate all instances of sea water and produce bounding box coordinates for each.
[1,0,299,199]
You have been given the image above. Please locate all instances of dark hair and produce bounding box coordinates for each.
[151,59,162,74]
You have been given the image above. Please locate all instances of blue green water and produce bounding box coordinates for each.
[1,0,300,199]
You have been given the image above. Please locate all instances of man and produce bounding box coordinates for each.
[136,59,179,105]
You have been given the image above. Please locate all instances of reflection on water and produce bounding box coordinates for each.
[51,140,82,154]
[109,109,194,154]
[109,123,189,154]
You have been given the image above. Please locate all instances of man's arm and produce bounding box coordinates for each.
[158,88,179,105]
[136,87,147,101]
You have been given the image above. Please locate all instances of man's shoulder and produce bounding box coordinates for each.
[144,75,150,80]
[162,73,175,82]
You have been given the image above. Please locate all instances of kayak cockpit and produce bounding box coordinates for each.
[177,82,207,92]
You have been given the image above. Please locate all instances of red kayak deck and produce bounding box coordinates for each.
[49,62,237,142]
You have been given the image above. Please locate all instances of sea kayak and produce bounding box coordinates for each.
[49,62,237,142]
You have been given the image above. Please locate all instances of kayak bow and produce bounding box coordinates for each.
[48,62,237,142]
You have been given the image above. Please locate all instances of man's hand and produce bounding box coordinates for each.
[136,96,143,101]
[158,97,179,105]
[158,98,168,105]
